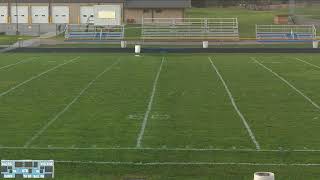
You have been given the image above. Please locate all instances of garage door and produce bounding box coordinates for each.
[0,6,8,23]
[11,6,28,23]
[52,6,69,24]
[32,6,49,23]
[80,6,94,24]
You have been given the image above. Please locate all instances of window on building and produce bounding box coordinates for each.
[143,9,149,13]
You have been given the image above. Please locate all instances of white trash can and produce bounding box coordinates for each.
[135,45,141,54]
[313,41,319,48]
[121,41,127,48]
[254,172,275,180]
[203,41,209,48]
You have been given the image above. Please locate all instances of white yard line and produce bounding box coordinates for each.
[252,57,320,111]
[0,57,36,71]
[209,57,261,150]
[55,160,320,167]
[23,59,120,148]
[136,57,164,148]
[0,56,80,98]
[2,146,320,152]
[295,58,320,69]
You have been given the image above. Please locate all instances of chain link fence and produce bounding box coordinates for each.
[0,24,66,37]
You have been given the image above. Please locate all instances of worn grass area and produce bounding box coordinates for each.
[1,53,320,179]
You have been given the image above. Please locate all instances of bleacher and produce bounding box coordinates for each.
[256,25,317,42]
[142,18,239,40]
[65,24,124,41]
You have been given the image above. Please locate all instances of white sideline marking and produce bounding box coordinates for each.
[0,56,80,98]
[0,57,36,71]
[3,146,320,152]
[295,58,320,69]
[55,160,320,167]
[252,57,320,111]
[23,59,120,147]
[136,57,164,148]
[209,57,261,150]
[0,146,256,151]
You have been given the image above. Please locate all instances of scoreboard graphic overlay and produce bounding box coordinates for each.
[1,160,54,178]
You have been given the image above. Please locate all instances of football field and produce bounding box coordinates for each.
[1,52,320,179]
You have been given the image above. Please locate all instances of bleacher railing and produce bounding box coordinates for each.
[141,18,239,40]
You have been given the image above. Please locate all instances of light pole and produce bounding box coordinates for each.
[16,0,19,35]
[289,0,295,15]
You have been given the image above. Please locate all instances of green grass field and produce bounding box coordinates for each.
[0,35,33,45]
[1,52,320,179]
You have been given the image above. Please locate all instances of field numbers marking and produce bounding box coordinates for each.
[128,114,144,120]
[295,58,320,69]
[136,57,164,148]
[253,57,320,111]
[209,57,261,150]
[151,113,170,120]
[23,59,120,147]
[0,56,80,98]
[0,57,36,71]
[128,113,169,120]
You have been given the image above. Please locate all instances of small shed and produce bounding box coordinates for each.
[274,15,289,25]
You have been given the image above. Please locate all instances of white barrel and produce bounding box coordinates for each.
[254,172,275,180]
[121,41,127,48]
[135,45,141,54]
[203,41,209,48]
[313,41,319,48]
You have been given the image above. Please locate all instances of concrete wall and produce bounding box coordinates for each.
[0,24,59,36]
[153,9,184,19]
[124,8,184,24]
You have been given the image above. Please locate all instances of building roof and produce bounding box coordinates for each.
[125,0,191,8]
[0,0,191,8]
